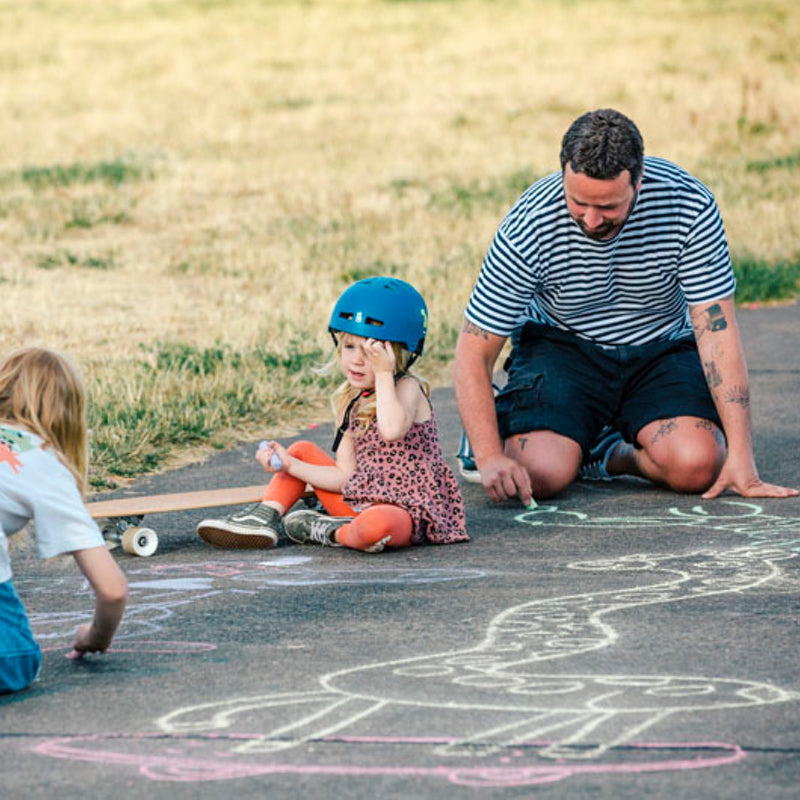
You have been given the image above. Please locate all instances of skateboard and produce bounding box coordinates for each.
[87,485,266,557]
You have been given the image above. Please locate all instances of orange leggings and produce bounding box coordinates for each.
[263,441,413,551]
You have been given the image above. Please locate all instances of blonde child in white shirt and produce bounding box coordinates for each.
[0,347,128,693]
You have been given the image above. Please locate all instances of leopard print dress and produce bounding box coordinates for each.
[342,408,469,545]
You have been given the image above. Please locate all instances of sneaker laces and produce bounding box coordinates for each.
[580,459,611,481]
[579,430,623,481]
[308,517,338,546]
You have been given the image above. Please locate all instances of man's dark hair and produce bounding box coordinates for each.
[560,109,644,186]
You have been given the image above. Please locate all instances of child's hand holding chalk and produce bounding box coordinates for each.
[258,441,283,471]
[69,623,111,658]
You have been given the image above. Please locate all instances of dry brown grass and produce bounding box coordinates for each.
[1,0,798,483]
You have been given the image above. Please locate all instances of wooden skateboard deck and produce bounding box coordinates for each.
[87,485,266,557]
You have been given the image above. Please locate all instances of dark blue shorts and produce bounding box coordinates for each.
[495,322,722,459]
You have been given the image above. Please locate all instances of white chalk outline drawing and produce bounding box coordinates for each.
[30,502,800,787]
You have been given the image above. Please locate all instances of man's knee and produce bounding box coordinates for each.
[646,439,723,493]
[507,432,582,498]
[527,463,576,498]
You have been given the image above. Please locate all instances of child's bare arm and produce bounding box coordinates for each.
[374,374,426,441]
[71,546,128,653]
[365,340,425,441]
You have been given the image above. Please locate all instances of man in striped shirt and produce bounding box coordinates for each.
[454,108,796,504]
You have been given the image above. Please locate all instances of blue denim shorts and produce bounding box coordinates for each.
[495,322,722,459]
[0,579,42,694]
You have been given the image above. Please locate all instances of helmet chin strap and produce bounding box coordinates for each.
[332,389,373,453]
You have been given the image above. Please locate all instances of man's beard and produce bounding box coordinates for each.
[575,218,622,240]
[573,189,638,241]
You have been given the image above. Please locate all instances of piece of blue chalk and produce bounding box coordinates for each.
[259,441,282,469]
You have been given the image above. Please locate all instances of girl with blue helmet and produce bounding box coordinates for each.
[198,277,468,552]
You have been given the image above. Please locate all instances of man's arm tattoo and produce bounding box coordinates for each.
[703,359,723,390]
[462,320,491,340]
[725,385,751,407]
[651,418,678,444]
[696,418,726,445]
[705,303,728,331]
[693,302,729,341]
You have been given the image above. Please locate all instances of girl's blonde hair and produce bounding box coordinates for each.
[324,335,429,435]
[0,347,89,493]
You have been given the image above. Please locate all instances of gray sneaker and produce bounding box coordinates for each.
[284,510,350,547]
[197,502,282,549]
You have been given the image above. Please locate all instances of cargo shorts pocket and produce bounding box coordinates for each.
[495,375,545,416]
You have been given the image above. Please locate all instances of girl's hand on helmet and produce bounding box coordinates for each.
[364,339,396,374]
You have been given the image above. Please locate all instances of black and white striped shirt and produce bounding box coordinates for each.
[465,156,735,345]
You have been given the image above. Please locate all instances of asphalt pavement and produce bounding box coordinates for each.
[2,303,799,799]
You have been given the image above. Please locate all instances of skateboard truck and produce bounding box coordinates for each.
[99,515,159,557]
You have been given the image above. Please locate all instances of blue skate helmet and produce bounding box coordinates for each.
[328,277,428,365]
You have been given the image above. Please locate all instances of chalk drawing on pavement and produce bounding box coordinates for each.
[29,501,800,787]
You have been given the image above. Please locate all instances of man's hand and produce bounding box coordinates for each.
[702,457,798,499]
[480,453,533,505]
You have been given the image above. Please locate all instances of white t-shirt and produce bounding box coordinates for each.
[0,424,103,583]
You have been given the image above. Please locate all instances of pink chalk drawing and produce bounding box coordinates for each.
[27,501,800,787]
[30,733,745,787]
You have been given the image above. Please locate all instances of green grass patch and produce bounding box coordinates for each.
[35,250,116,270]
[428,168,542,215]
[733,255,800,303]
[745,150,800,175]
[66,204,131,229]
[16,156,151,190]
[87,339,340,486]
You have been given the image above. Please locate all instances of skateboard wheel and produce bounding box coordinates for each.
[121,526,158,557]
